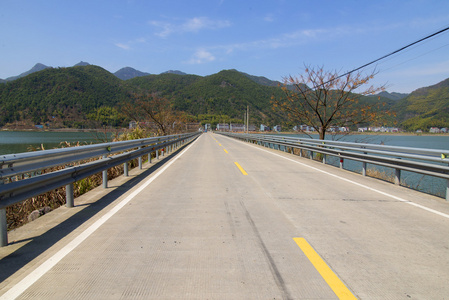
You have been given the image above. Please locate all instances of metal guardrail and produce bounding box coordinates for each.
[217,132,449,200]
[0,131,201,246]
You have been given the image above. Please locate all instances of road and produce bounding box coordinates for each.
[1,132,449,299]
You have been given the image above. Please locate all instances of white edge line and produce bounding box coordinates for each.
[0,136,201,300]
[230,136,449,220]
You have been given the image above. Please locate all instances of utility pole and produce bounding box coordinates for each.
[246,105,249,134]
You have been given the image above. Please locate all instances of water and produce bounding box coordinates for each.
[0,131,113,155]
[278,133,449,198]
[280,133,449,149]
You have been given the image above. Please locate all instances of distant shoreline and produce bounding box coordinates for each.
[2,128,448,136]
[1,128,120,133]
[267,131,449,137]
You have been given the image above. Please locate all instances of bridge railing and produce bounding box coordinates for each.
[0,131,201,246]
[217,132,449,200]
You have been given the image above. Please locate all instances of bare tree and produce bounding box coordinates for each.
[123,92,186,136]
[272,65,387,140]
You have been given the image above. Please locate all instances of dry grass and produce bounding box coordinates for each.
[365,169,395,183]
[5,128,156,231]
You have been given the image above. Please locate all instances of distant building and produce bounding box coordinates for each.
[229,123,256,132]
[273,125,281,132]
[294,124,315,132]
[230,123,245,131]
[216,123,230,131]
[368,126,399,133]
[429,127,442,133]
[260,124,271,131]
[185,123,201,131]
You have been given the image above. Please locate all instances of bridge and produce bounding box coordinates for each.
[1,132,449,299]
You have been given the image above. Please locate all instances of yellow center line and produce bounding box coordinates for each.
[234,162,248,175]
[293,238,357,300]
[224,149,228,154]
[219,144,222,146]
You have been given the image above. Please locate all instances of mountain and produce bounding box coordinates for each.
[394,78,449,130]
[127,69,286,123]
[1,61,448,131]
[74,61,90,67]
[0,65,131,127]
[162,70,187,75]
[238,70,281,87]
[114,67,150,80]
[4,63,51,81]
[376,91,408,101]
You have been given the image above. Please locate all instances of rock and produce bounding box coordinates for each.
[28,210,40,222]
[39,206,51,215]
[28,206,52,223]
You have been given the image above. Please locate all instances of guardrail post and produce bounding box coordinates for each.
[395,168,401,185]
[340,157,344,169]
[138,147,142,170]
[446,177,449,201]
[102,155,108,188]
[0,208,7,247]
[124,162,129,177]
[156,149,159,160]
[66,183,74,208]
[322,154,326,164]
[362,152,367,176]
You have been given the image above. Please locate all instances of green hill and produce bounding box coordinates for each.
[394,78,449,131]
[127,69,285,124]
[1,63,448,131]
[0,65,131,127]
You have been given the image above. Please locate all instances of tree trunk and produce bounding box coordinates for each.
[319,127,325,140]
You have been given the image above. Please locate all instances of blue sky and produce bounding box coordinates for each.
[1,0,449,93]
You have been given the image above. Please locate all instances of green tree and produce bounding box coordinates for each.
[87,106,123,127]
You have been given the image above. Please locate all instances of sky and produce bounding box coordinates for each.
[1,0,449,93]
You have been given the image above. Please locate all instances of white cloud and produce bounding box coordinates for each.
[187,49,216,64]
[115,43,131,50]
[149,17,231,37]
[264,15,275,22]
[149,20,174,38]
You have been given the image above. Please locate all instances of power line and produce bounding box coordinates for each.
[327,25,449,84]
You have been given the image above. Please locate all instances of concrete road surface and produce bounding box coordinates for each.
[1,132,449,299]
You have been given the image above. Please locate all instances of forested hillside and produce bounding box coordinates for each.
[125,69,286,124]
[1,63,448,131]
[0,65,131,127]
[393,78,449,131]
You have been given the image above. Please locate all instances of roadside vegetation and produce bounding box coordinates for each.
[5,127,159,230]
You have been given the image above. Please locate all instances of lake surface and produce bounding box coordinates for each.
[278,133,449,198]
[0,131,113,155]
[280,133,449,150]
